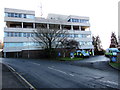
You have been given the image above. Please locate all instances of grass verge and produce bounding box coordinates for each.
[109,62,120,70]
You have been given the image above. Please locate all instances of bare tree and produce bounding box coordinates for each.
[34,28,67,49]
[33,27,67,58]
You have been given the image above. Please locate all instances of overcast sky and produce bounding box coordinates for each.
[0,0,119,49]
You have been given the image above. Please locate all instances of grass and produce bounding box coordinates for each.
[109,62,120,69]
[57,57,83,61]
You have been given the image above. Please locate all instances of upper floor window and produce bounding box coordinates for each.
[5,12,34,19]
[68,18,89,23]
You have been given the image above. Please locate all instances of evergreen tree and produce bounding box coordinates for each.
[109,32,118,48]
[92,35,104,55]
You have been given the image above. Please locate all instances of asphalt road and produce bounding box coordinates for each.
[0,56,119,89]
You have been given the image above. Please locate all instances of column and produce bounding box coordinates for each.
[17,52,19,58]
[4,52,6,58]
[33,23,35,28]
[22,22,23,28]
[92,49,94,56]
[79,26,81,31]
[60,25,62,30]
[47,24,49,29]
[71,25,73,30]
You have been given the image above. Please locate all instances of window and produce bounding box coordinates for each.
[74,34,78,38]
[23,33,27,37]
[31,33,34,37]
[26,15,34,19]
[27,33,31,37]
[5,12,34,19]
[23,14,26,18]
[78,34,82,38]
[4,42,23,47]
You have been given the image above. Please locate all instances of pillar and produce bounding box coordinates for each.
[47,24,49,29]
[71,25,73,30]
[22,22,23,28]
[33,23,35,28]
[92,49,94,56]
[79,26,81,31]
[60,25,62,30]
[4,52,6,58]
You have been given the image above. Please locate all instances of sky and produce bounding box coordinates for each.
[0,0,119,49]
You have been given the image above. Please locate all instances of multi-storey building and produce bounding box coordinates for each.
[3,8,94,58]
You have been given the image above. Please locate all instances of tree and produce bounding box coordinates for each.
[92,35,104,55]
[33,27,67,58]
[109,32,118,48]
[60,39,79,57]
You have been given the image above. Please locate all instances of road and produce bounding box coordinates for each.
[0,56,120,89]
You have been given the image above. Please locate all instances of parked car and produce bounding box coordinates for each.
[105,48,120,57]
[74,50,90,57]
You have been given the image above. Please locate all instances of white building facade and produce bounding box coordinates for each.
[4,8,94,58]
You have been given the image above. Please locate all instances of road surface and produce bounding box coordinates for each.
[0,56,119,89]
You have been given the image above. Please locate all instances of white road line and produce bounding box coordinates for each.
[48,67,67,75]
[100,80,118,85]
[7,65,15,72]
[69,74,74,76]
[48,67,74,77]
[16,72,36,90]
[33,63,40,65]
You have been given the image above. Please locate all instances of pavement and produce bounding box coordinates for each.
[1,63,26,89]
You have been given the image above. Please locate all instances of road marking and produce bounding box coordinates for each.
[48,67,67,75]
[7,64,36,90]
[48,67,74,77]
[69,74,74,76]
[99,80,118,85]
[16,72,36,90]
[7,65,15,72]
[33,63,40,65]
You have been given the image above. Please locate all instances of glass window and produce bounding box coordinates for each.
[23,14,26,18]
[14,13,18,17]
[78,34,82,38]
[31,33,34,37]
[19,14,22,18]
[26,15,34,19]
[14,32,18,37]
[27,33,30,37]
[4,32,7,37]
[23,33,27,37]
[8,13,11,17]
[74,34,78,37]
[11,13,14,17]
[18,32,22,37]
[4,42,23,47]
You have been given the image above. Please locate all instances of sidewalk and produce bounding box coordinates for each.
[1,63,26,89]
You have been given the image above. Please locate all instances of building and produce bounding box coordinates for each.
[118,2,120,49]
[3,8,94,58]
